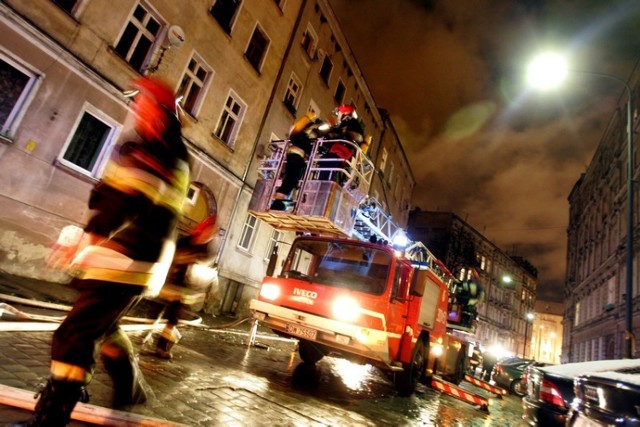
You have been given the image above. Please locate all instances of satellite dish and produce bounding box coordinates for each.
[167,25,185,48]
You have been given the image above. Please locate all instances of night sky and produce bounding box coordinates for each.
[329,0,640,302]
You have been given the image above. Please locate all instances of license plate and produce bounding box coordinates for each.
[285,323,317,340]
[572,413,605,427]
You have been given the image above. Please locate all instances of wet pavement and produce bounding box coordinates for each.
[0,273,528,426]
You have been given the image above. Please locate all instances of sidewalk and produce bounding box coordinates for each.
[0,272,332,426]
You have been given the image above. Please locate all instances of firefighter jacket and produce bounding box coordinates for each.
[69,115,190,293]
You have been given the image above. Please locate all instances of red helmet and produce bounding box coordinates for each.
[190,215,217,245]
[333,104,357,123]
[131,77,177,115]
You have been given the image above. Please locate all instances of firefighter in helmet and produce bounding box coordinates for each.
[18,76,190,426]
[152,215,217,359]
[319,104,366,182]
[270,112,325,211]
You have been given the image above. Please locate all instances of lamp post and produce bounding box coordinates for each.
[527,53,635,358]
[523,312,534,358]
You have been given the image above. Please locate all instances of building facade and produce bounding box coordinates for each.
[0,0,414,318]
[408,210,538,357]
[528,301,563,364]
[564,63,640,361]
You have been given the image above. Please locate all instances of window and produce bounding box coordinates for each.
[264,228,281,260]
[245,25,270,72]
[387,161,395,186]
[319,56,332,85]
[210,0,241,34]
[301,24,318,58]
[307,99,320,117]
[114,3,163,72]
[334,80,345,104]
[274,0,286,12]
[0,56,38,139]
[238,214,258,251]
[59,106,119,177]
[51,0,80,14]
[178,54,211,117]
[283,73,302,114]
[379,147,388,176]
[214,90,245,148]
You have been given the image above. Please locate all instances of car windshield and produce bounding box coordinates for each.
[284,239,392,294]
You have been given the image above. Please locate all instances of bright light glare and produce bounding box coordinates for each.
[431,344,444,357]
[259,283,280,301]
[330,358,370,390]
[332,296,361,322]
[526,52,569,91]
[392,231,409,249]
[488,344,513,359]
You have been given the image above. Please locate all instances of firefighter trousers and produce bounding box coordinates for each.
[51,278,143,381]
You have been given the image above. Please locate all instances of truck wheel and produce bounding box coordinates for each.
[394,338,426,396]
[451,350,466,385]
[298,340,324,364]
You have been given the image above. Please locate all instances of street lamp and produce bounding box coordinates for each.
[527,52,635,358]
[523,312,534,358]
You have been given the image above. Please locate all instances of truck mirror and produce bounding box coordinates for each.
[410,269,427,296]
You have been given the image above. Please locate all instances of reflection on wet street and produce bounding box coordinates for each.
[170,324,527,426]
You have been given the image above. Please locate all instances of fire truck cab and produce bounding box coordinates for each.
[250,235,471,395]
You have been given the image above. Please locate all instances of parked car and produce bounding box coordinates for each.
[523,359,640,427]
[490,357,536,396]
[568,359,640,426]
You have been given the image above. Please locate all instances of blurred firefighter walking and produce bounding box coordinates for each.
[15,77,190,427]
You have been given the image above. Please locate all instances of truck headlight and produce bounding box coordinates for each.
[431,344,444,357]
[332,296,360,322]
[259,283,280,301]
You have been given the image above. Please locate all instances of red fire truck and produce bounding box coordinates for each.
[250,235,475,395]
[247,137,481,396]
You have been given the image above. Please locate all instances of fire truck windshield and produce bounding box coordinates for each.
[283,239,392,295]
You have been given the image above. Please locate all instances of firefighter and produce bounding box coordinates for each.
[319,104,365,182]
[151,215,217,359]
[16,77,190,426]
[270,112,325,211]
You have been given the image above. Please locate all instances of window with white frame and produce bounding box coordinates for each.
[0,56,38,139]
[238,213,258,251]
[245,25,270,72]
[59,105,119,177]
[301,24,318,59]
[114,2,164,73]
[307,99,320,117]
[210,0,242,34]
[178,54,211,117]
[274,0,286,11]
[283,73,302,113]
[319,55,332,85]
[264,228,281,260]
[213,90,245,148]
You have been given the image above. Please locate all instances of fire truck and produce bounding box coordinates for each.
[247,137,484,398]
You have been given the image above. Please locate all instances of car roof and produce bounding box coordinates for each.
[540,359,640,378]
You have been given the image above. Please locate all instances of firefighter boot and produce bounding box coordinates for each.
[13,379,84,427]
[101,354,148,408]
[155,335,175,359]
[155,326,181,359]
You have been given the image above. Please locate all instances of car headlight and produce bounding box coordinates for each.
[259,283,280,301]
[332,296,361,322]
